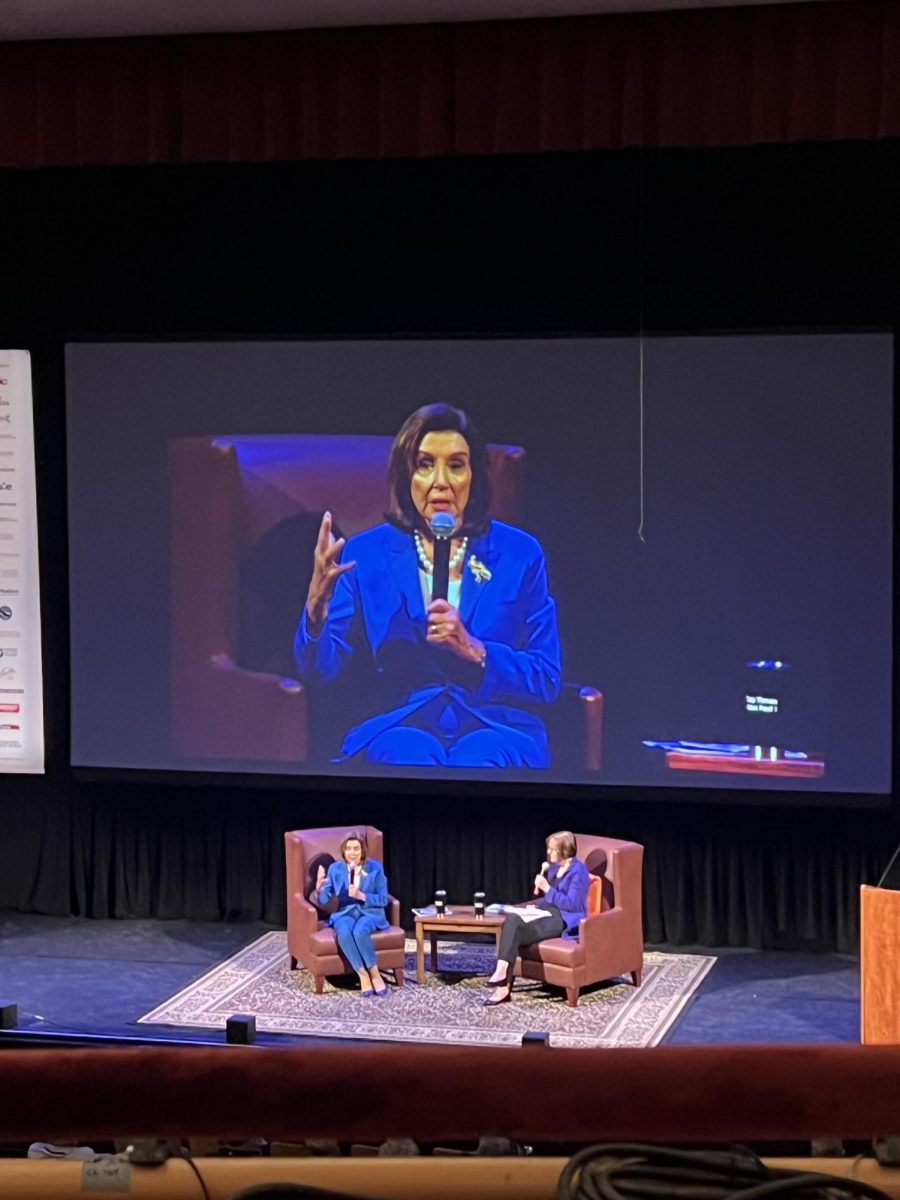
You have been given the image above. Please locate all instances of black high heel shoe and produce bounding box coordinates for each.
[483,989,511,1007]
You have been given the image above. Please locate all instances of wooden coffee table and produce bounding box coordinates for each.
[414,904,506,985]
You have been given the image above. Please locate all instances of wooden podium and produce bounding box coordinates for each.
[860,884,900,1043]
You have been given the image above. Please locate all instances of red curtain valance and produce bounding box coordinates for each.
[0,1,898,168]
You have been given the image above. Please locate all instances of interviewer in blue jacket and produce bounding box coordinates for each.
[485,830,590,1006]
[315,831,391,997]
[294,404,561,768]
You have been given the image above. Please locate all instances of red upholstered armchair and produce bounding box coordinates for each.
[169,433,603,768]
[284,825,405,992]
[516,834,644,1007]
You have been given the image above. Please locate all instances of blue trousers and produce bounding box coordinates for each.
[331,910,383,971]
[366,726,535,767]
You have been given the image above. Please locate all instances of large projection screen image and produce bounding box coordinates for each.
[65,335,893,796]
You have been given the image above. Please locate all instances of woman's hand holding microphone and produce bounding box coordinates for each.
[426,598,485,664]
[533,861,550,895]
[316,862,363,900]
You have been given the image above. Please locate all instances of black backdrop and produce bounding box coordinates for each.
[0,139,897,951]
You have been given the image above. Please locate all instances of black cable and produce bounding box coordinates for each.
[175,1146,213,1200]
[559,1143,771,1199]
[556,1144,894,1200]
[738,1175,894,1200]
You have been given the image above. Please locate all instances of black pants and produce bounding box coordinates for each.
[496,910,565,984]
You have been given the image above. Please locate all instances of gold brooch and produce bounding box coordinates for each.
[468,556,492,583]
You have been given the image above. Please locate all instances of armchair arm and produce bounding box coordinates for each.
[547,684,603,772]
[578,905,623,938]
[578,905,636,970]
[579,687,603,772]
[292,891,323,945]
[386,894,401,926]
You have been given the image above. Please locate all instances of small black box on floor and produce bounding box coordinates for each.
[0,1001,17,1029]
[521,1031,550,1047]
[226,1014,257,1044]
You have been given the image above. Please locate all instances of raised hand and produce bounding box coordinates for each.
[316,864,327,892]
[305,511,356,635]
[426,598,485,664]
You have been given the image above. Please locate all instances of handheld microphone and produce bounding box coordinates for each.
[534,860,550,896]
[429,512,455,602]
[349,866,356,890]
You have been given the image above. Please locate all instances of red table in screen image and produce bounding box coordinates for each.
[664,751,824,778]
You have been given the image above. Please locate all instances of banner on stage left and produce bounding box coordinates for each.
[0,352,44,773]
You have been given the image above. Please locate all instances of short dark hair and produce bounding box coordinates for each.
[385,404,492,538]
[340,830,368,864]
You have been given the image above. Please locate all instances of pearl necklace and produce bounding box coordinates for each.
[414,529,468,575]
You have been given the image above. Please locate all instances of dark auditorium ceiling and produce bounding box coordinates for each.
[1,0,833,42]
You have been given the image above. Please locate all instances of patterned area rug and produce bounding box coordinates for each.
[138,933,715,1048]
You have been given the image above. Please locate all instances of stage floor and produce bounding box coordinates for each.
[0,912,860,1048]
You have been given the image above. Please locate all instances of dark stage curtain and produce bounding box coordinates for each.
[0,777,890,953]
[0,140,897,953]
[0,1,899,169]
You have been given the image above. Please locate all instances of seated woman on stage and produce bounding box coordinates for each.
[293,403,561,768]
[314,831,391,997]
[484,830,589,1006]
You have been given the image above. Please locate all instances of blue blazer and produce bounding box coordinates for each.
[543,858,590,937]
[294,520,561,766]
[316,859,390,928]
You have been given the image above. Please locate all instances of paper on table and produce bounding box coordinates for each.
[485,904,548,923]
[412,906,454,917]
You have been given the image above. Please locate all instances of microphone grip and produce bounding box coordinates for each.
[432,537,450,602]
[534,860,550,897]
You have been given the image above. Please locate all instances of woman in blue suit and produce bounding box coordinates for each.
[294,404,561,768]
[315,831,391,996]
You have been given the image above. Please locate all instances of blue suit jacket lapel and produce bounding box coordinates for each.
[459,526,498,628]
[382,522,496,630]
[386,526,426,625]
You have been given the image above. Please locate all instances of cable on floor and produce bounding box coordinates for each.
[555,1143,894,1200]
